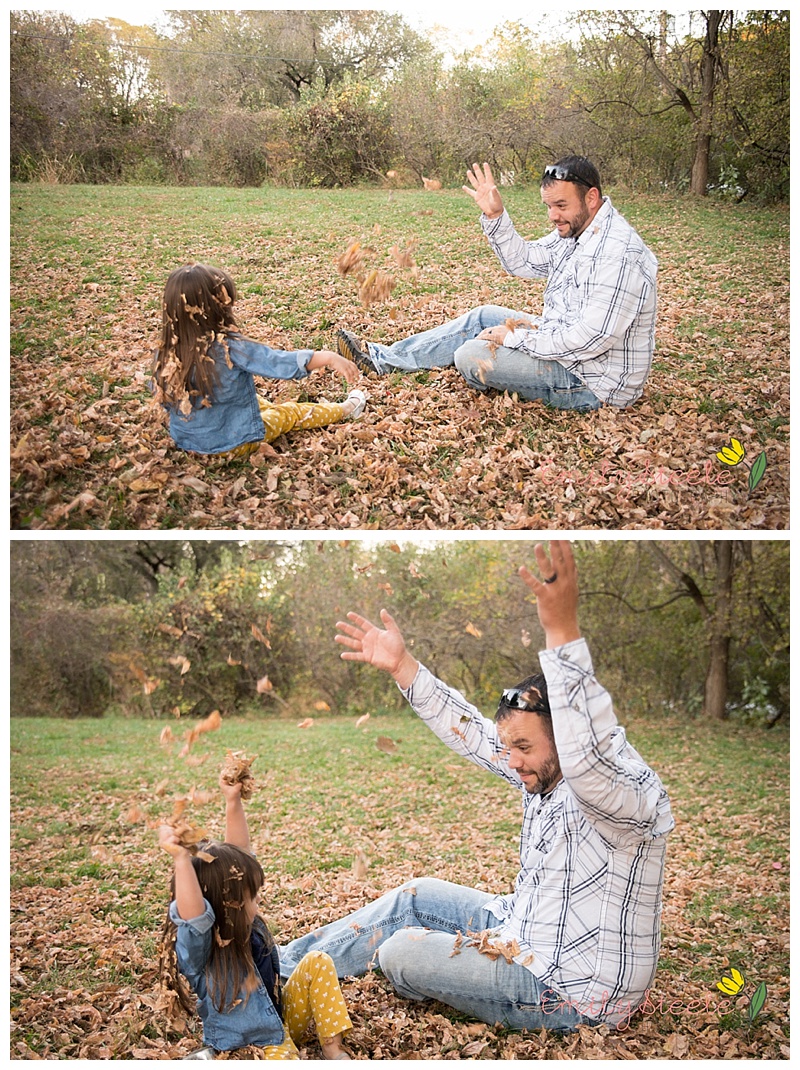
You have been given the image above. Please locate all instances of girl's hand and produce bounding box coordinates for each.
[311,349,360,385]
[159,824,189,858]
[219,772,243,802]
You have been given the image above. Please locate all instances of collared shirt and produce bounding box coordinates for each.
[401,638,674,1026]
[169,899,286,1050]
[161,333,314,454]
[481,198,658,407]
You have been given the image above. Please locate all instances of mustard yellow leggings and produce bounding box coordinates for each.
[262,950,352,1060]
[229,397,347,459]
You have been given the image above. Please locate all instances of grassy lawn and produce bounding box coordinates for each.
[10,711,789,1059]
[10,183,789,530]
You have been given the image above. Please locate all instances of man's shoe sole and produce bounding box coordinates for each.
[336,329,379,375]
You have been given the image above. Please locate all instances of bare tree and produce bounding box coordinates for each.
[647,542,734,720]
[573,10,734,195]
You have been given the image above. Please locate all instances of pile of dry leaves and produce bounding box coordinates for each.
[10,190,788,530]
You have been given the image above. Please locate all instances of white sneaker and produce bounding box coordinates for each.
[344,388,368,419]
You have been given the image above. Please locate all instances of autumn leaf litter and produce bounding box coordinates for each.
[9,188,788,530]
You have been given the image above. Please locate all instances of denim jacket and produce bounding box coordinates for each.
[169,899,285,1050]
[163,333,315,455]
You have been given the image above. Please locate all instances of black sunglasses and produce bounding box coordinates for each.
[498,687,544,713]
[542,164,593,189]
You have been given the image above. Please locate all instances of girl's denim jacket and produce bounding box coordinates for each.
[170,899,285,1050]
[164,333,315,455]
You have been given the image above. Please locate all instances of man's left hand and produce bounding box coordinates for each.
[478,325,512,345]
[520,541,581,650]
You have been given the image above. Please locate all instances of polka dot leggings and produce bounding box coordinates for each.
[227,397,347,460]
[261,950,352,1060]
[259,395,350,443]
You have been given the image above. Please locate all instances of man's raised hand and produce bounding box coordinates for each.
[519,541,581,650]
[335,609,419,687]
[462,162,505,219]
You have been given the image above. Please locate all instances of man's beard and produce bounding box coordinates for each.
[558,200,591,239]
[523,756,562,795]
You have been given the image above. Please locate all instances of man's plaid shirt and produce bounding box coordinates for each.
[481,198,658,407]
[401,638,674,1025]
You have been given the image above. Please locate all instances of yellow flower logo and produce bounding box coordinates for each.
[716,438,746,466]
[713,967,768,1027]
[717,967,746,996]
[715,437,767,491]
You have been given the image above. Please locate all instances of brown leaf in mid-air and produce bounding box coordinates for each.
[296,717,314,729]
[352,847,369,880]
[337,240,365,277]
[194,709,221,736]
[179,709,222,758]
[165,797,210,856]
[358,269,396,307]
[250,623,271,649]
[376,736,398,754]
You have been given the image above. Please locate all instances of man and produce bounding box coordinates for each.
[337,157,658,409]
[279,542,674,1033]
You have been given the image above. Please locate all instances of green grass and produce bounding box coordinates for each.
[10,183,790,529]
[10,712,789,1057]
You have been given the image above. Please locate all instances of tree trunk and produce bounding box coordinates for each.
[703,541,734,719]
[690,10,728,196]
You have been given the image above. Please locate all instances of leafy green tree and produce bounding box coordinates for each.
[715,10,790,200]
[10,12,171,182]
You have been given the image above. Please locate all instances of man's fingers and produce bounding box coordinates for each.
[519,564,540,592]
[379,608,398,631]
[533,542,554,579]
[547,540,576,580]
[334,633,361,651]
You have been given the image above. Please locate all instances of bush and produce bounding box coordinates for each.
[274,78,397,187]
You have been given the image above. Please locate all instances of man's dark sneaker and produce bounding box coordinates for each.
[336,329,381,375]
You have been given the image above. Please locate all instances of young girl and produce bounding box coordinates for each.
[159,774,353,1059]
[152,263,367,458]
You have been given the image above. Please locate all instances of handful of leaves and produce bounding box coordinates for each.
[221,749,257,800]
[165,798,214,861]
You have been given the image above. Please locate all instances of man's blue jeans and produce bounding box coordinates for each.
[279,877,595,1033]
[366,305,601,411]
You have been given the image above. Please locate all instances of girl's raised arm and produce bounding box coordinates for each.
[159,825,206,920]
[220,776,251,852]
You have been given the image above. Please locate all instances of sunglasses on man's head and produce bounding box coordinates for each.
[542,164,593,189]
[499,687,544,713]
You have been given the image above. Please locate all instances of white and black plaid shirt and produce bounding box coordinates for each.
[401,638,674,1025]
[481,198,658,407]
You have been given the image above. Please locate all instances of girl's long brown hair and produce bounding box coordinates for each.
[153,264,239,412]
[160,842,269,1016]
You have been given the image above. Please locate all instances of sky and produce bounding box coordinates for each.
[20,1,559,51]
